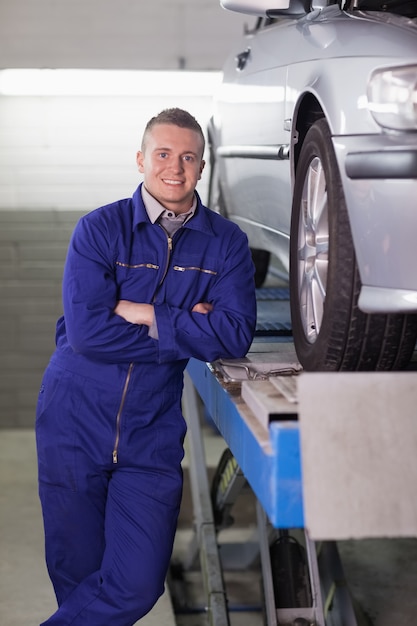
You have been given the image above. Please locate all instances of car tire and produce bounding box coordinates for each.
[289,118,417,371]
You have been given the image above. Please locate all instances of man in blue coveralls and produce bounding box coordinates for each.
[36,108,257,625]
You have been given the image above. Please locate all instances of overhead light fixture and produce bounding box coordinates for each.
[0,69,222,97]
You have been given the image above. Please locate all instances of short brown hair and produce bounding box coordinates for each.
[141,108,205,155]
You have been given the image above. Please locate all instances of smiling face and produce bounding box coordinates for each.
[136,123,205,215]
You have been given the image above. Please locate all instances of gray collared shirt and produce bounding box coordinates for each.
[141,185,197,237]
[140,185,198,338]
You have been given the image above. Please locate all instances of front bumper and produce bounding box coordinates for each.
[333,133,417,314]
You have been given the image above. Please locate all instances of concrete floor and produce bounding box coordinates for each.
[2,427,417,626]
[0,429,176,626]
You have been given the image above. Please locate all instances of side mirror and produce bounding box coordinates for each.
[221,0,291,15]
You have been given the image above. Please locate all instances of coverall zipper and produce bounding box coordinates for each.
[159,232,173,285]
[116,261,159,270]
[173,265,217,275]
[112,362,134,463]
[113,233,172,464]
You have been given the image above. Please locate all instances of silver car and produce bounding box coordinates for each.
[208,0,417,370]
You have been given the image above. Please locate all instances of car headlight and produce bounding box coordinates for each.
[367,65,417,131]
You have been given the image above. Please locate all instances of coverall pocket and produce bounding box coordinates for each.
[36,366,63,425]
[36,365,84,491]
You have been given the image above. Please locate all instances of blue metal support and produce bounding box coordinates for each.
[186,357,304,529]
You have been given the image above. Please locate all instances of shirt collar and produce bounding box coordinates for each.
[132,183,215,238]
[140,184,197,224]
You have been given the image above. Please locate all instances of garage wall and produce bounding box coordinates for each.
[0,0,248,70]
[0,89,215,210]
[0,209,81,427]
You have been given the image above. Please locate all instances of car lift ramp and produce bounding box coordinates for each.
[177,343,350,626]
[178,339,417,626]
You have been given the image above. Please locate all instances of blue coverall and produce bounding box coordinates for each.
[36,184,257,626]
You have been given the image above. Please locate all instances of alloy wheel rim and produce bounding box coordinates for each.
[297,156,329,343]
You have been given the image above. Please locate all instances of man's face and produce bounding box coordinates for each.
[136,123,205,214]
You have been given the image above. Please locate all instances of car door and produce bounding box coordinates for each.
[214,17,294,267]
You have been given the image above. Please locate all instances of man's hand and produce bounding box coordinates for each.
[192,302,213,314]
[114,300,154,327]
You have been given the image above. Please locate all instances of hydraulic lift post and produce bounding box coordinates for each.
[182,371,230,626]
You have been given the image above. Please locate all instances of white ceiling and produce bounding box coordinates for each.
[0,0,250,70]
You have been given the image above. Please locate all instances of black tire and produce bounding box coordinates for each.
[289,118,417,371]
[251,248,270,288]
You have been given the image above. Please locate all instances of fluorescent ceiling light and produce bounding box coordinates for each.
[0,69,222,96]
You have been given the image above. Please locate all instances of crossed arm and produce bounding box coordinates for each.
[114,300,213,327]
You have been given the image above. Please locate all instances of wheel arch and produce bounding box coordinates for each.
[291,93,325,185]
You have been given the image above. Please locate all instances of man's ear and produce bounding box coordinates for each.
[136,151,144,173]
[199,159,206,180]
